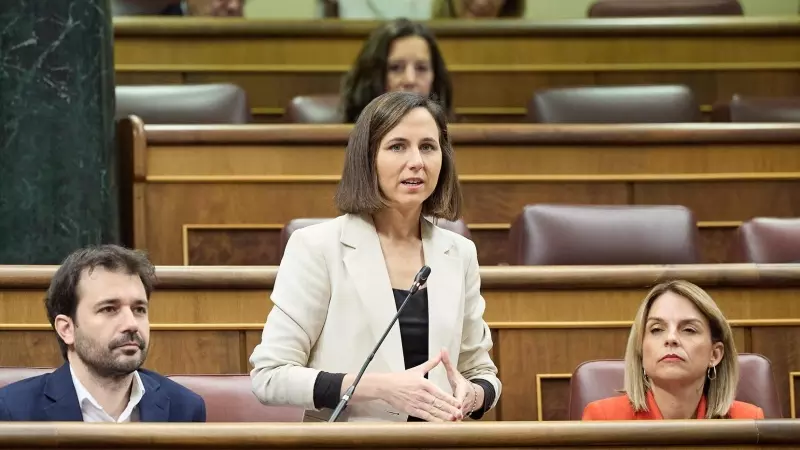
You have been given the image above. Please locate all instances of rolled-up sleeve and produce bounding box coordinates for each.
[249,230,332,410]
[457,240,502,411]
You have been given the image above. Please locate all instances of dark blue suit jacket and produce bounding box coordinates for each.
[0,364,206,422]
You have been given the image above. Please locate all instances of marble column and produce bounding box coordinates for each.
[0,0,119,264]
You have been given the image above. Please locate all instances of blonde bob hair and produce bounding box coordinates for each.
[623,280,739,419]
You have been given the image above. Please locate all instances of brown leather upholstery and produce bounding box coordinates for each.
[279,217,472,258]
[568,354,781,419]
[508,204,700,265]
[0,367,53,389]
[115,84,250,124]
[167,375,303,422]
[736,217,800,263]
[728,95,800,123]
[279,218,332,258]
[436,219,472,239]
[285,95,342,124]
[527,85,699,124]
[588,0,743,17]
[709,101,732,122]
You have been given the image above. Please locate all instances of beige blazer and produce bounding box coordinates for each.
[249,214,501,422]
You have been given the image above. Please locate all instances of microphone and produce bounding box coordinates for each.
[328,265,432,422]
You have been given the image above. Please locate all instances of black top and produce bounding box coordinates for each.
[313,288,496,420]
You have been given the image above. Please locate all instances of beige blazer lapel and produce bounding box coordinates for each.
[341,214,406,374]
[421,217,463,389]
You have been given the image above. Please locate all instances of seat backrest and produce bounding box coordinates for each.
[729,95,800,123]
[736,217,800,263]
[0,367,54,389]
[285,95,342,124]
[434,219,472,240]
[508,204,700,265]
[279,218,333,258]
[115,84,250,124]
[588,0,743,17]
[279,217,472,257]
[167,375,303,422]
[527,85,699,124]
[569,354,781,419]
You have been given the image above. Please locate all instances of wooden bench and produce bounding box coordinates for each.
[121,118,800,266]
[114,17,800,123]
[1,421,799,448]
[2,264,799,421]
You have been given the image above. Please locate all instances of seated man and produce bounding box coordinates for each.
[0,245,205,422]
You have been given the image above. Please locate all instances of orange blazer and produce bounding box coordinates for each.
[582,391,764,420]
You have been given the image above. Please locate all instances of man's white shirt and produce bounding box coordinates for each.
[70,366,145,423]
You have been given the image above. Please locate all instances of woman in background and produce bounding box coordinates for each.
[340,19,453,123]
[432,0,525,18]
[582,280,764,420]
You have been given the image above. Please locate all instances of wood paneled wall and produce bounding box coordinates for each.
[2,264,799,421]
[113,17,800,123]
[123,119,800,266]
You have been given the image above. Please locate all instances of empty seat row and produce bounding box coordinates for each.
[0,352,779,421]
[280,206,800,265]
[288,88,800,124]
[114,83,800,125]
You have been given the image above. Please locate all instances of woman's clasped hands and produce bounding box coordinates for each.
[371,349,477,422]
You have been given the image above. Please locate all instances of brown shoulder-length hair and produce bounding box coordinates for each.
[334,91,462,221]
[340,18,452,124]
[623,280,739,419]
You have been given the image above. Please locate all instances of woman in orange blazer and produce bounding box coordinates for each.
[583,280,764,421]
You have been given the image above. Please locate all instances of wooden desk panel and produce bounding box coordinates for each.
[113,18,800,123]
[2,421,800,449]
[2,265,799,421]
[124,119,800,266]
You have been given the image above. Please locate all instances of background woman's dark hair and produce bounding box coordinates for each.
[334,91,462,221]
[340,19,453,123]
[45,244,156,360]
[433,0,526,18]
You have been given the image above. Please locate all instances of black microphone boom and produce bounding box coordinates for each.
[328,265,432,422]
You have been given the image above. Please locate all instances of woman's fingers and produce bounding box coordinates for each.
[415,390,460,421]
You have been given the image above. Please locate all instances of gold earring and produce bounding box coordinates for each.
[707,365,717,381]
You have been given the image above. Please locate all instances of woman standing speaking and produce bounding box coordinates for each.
[249,91,500,422]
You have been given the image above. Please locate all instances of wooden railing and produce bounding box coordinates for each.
[121,118,800,265]
[1,421,799,449]
[2,264,800,421]
[113,17,800,123]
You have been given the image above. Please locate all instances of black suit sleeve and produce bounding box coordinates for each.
[313,371,346,410]
[468,379,496,420]
[0,398,10,421]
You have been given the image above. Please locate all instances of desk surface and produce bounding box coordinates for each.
[142,123,800,145]
[113,16,800,37]
[1,264,799,289]
[0,421,798,448]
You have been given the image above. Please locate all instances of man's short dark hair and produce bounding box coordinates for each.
[45,245,156,360]
[334,91,463,221]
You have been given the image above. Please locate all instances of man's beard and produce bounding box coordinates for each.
[74,329,148,379]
